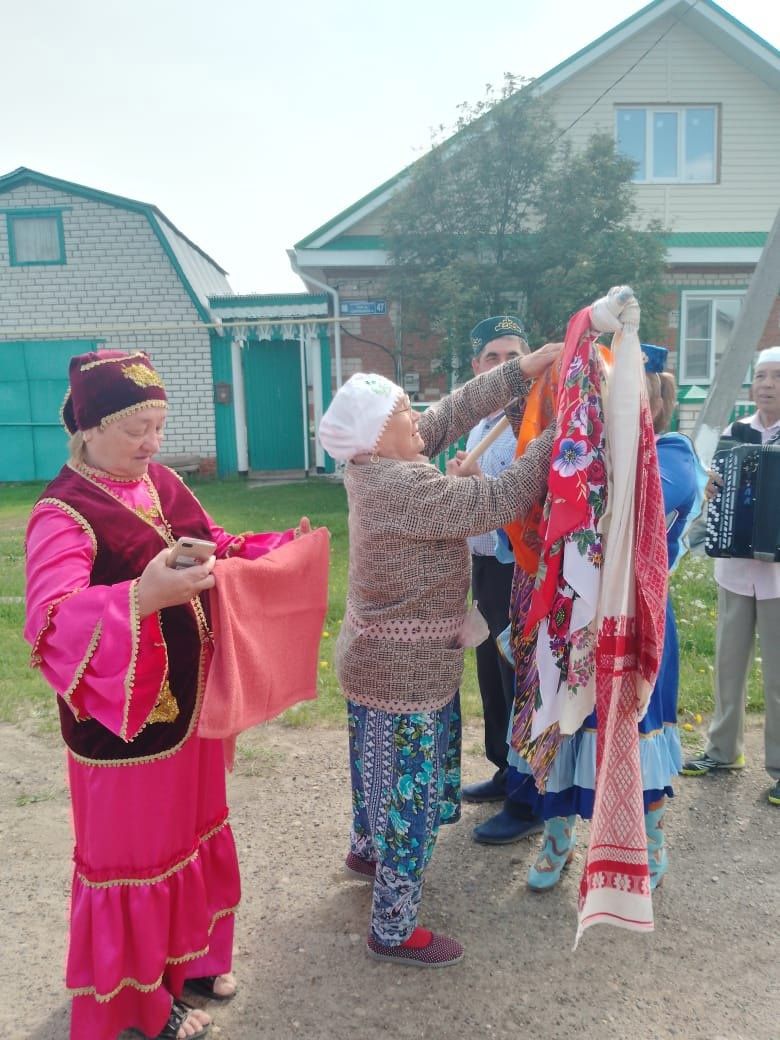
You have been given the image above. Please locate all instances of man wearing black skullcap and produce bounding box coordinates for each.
[462,316,543,844]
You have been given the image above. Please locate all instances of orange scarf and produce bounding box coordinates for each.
[199,528,329,767]
[503,359,560,574]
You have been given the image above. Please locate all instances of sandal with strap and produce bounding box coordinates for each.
[154,1000,210,1040]
[185,975,237,1002]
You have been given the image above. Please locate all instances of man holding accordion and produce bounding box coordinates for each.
[683,346,780,808]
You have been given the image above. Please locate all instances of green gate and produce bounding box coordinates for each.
[0,340,99,481]
[242,338,305,471]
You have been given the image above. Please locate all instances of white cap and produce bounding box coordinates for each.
[755,346,780,368]
[318,372,404,461]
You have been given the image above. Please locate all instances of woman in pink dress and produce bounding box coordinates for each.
[25,349,305,1040]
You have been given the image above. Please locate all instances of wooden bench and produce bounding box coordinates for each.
[157,454,200,475]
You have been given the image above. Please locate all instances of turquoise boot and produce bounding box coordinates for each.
[527,815,577,891]
[645,802,668,891]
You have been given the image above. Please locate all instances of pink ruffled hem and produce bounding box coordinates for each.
[66,820,239,1038]
[69,913,234,1039]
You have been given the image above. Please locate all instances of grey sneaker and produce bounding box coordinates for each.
[681,752,746,777]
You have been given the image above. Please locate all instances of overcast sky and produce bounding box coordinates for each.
[4,0,778,293]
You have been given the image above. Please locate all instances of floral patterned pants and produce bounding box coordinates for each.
[347,694,461,945]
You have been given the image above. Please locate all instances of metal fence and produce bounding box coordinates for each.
[730,401,754,421]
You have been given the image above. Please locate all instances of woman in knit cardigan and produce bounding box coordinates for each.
[318,346,560,967]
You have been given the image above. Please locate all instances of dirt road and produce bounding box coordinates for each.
[1,719,776,1040]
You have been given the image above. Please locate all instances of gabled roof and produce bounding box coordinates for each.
[532,0,779,96]
[0,166,231,322]
[294,0,780,253]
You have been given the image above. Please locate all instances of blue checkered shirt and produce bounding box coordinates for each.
[465,413,518,556]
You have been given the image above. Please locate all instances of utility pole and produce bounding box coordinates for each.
[692,207,780,466]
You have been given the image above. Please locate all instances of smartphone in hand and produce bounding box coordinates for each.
[167,537,217,570]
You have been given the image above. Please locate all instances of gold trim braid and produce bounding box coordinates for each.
[67,904,239,1002]
[69,972,165,1003]
[120,580,142,742]
[99,399,168,430]
[34,498,98,556]
[60,620,102,713]
[66,623,208,768]
[52,466,209,766]
[167,907,236,964]
[79,352,147,372]
[28,590,80,669]
[75,816,229,889]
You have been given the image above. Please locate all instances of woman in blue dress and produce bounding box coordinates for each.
[502,344,707,891]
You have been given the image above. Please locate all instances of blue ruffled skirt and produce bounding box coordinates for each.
[506,597,681,819]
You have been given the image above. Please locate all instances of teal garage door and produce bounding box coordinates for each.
[243,338,305,471]
[0,340,99,481]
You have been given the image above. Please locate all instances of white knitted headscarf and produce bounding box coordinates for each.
[318,373,405,461]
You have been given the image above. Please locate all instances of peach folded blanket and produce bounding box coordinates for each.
[199,527,329,761]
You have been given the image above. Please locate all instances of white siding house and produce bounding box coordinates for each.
[291,0,780,427]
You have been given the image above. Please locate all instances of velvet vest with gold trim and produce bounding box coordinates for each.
[39,463,213,763]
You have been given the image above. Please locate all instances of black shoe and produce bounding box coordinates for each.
[184,975,237,1002]
[462,777,505,803]
[472,808,544,845]
[152,1001,210,1039]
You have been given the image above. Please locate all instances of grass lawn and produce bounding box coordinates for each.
[0,478,764,738]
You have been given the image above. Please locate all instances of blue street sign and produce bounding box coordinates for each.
[340,299,387,316]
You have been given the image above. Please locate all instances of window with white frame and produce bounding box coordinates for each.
[679,291,747,384]
[6,209,66,265]
[616,106,717,183]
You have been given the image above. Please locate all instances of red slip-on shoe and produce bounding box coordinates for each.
[367,927,464,967]
[344,852,376,880]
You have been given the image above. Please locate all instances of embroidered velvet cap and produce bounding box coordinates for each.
[640,343,668,373]
[755,345,780,368]
[61,350,168,434]
[318,372,404,461]
[470,315,527,357]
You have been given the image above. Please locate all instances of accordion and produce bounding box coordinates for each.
[705,440,780,561]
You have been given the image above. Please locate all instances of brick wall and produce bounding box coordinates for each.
[339,311,450,399]
[658,268,780,376]
[0,183,217,461]
[320,267,779,413]
[322,272,458,399]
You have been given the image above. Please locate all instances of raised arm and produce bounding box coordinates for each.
[391,426,554,540]
[419,356,530,458]
[175,475,295,559]
[419,344,561,457]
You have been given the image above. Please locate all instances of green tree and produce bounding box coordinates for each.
[384,76,667,376]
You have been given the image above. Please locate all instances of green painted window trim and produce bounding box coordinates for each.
[6,207,67,267]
